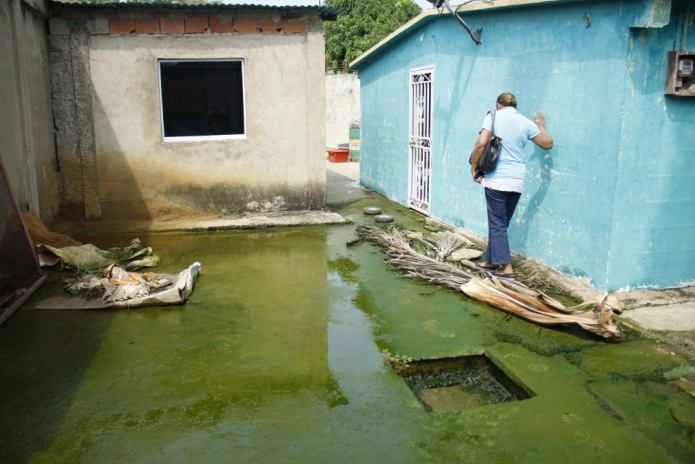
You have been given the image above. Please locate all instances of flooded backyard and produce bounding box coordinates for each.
[1,197,694,464]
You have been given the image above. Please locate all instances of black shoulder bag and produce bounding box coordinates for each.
[470,110,502,175]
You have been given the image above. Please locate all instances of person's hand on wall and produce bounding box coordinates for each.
[532,111,553,150]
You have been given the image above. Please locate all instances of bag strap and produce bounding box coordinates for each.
[489,110,496,136]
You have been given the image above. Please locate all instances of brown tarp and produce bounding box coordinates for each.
[33,262,201,310]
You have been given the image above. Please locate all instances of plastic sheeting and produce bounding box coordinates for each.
[37,238,159,272]
[33,262,201,310]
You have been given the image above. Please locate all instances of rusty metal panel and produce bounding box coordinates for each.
[665,51,695,97]
[0,156,46,326]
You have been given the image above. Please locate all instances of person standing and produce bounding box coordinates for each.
[469,93,553,280]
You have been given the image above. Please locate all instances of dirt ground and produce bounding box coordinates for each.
[22,211,82,248]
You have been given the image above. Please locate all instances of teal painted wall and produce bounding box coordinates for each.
[610,2,695,289]
[357,0,694,290]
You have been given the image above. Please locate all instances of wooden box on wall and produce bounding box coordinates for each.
[665,51,695,97]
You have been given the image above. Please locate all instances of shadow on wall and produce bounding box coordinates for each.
[88,92,153,223]
[609,6,695,288]
[50,25,153,224]
[439,52,478,162]
[513,147,553,256]
[57,82,159,224]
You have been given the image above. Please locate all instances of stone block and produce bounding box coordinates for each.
[87,18,110,35]
[136,19,160,35]
[109,18,135,34]
[48,18,70,35]
[185,16,209,34]
[234,17,257,33]
[161,17,185,34]
[283,20,305,34]
[258,17,282,34]
[210,16,233,33]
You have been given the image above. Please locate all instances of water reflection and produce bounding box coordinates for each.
[2,224,691,463]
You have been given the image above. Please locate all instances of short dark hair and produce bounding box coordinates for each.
[497,93,517,108]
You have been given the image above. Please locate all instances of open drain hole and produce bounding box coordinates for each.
[394,355,535,412]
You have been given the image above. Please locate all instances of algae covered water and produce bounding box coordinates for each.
[0,219,693,464]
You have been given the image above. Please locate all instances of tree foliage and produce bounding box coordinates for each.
[324,0,421,70]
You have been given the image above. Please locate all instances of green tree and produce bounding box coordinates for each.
[325,0,421,72]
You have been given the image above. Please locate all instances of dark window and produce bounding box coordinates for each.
[159,60,246,140]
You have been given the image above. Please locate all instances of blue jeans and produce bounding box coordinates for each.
[483,187,521,266]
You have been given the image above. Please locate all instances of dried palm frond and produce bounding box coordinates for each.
[356,225,473,289]
[513,260,548,288]
[419,231,467,261]
[461,278,623,339]
[355,224,623,340]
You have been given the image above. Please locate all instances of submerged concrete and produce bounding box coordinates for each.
[52,160,695,353]
[622,303,695,332]
[3,161,693,464]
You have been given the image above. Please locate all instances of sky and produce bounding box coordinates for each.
[414,0,434,8]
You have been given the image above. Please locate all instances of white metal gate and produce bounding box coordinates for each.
[408,68,433,214]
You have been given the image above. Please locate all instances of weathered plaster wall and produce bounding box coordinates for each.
[609,1,695,289]
[49,13,101,219]
[325,73,360,148]
[49,7,326,220]
[357,0,694,290]
[0,0,59,222]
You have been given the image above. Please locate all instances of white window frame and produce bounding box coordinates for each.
[158,58,247,143]
[408,65,434,215]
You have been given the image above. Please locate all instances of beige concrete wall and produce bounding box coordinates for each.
[325,73,360,149]
[0,0,59,222]
[49,8,327,220]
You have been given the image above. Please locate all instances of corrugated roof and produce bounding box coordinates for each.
[49,1,342,19]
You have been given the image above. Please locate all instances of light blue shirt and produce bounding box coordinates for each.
[480,107,540,190]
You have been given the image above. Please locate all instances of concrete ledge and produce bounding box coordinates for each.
[55,210,349,236]
[177,211,349,231]
[622,303,695,332]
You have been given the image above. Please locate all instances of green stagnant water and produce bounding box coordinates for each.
[1,201,694,464]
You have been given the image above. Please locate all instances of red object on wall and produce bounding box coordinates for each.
[136,19,160,34]
[161,17,185,34]
[327,149,349,163]
[110,18,135,34]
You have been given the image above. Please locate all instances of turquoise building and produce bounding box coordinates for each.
[351,0,694,291]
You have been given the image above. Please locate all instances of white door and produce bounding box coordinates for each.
[408,68,433,215]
